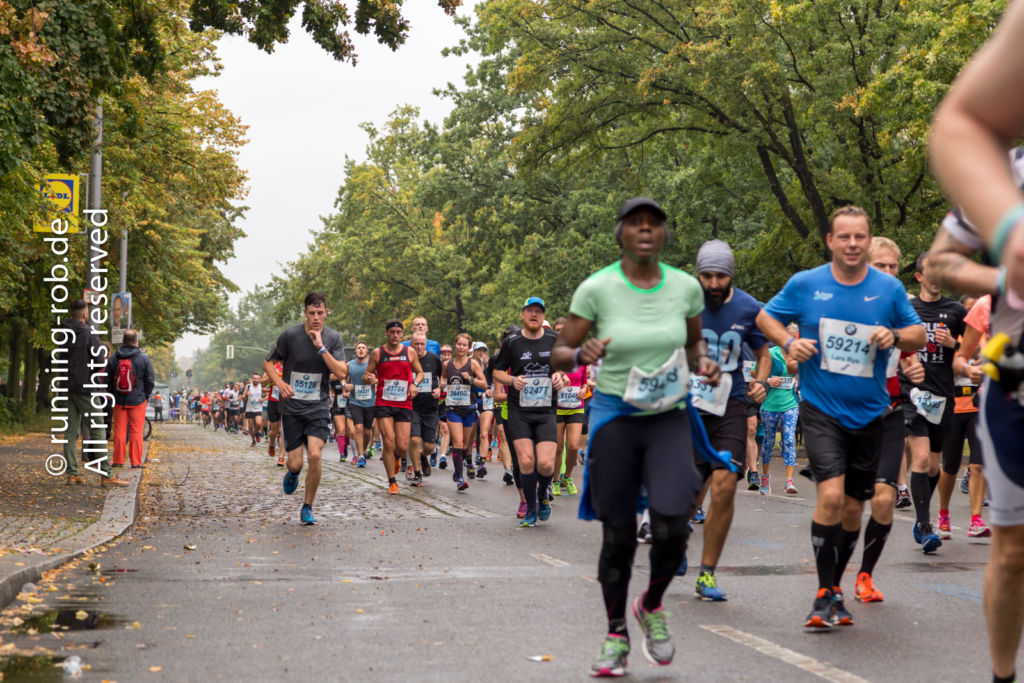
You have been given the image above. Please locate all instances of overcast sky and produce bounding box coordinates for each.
[175,2,480,360]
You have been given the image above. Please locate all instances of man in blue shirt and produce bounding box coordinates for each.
[757,206,925,629]
[403,316,441,356]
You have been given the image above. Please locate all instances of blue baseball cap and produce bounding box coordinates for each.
[522,296,546,311]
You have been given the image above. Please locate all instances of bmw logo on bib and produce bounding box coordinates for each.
[845,324,857,335]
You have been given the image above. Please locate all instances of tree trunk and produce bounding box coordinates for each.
[36,347,49,414]
[22,334,37,412]
[7,321,22,399]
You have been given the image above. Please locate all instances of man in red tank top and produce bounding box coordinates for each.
[364,319,424,494]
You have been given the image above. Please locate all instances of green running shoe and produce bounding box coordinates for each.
[589,633,629,678]
[631,596,674,665]
[552,480,561,496]
[562,475,578,496]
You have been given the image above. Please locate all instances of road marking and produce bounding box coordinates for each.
[530,553,570,567]
[700,625,871,683]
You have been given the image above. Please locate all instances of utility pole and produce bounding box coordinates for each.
[119,189,128,293]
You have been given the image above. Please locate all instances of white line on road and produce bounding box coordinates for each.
[700,625,871,683]
[530,553,570,567]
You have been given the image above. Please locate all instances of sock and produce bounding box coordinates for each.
[538,472,553,503]
[811,521,842,590]
[388,477,396,484]
[939,508,949,517]
[994,673,1015,683]
[521,470,539,512]
[699,564,715,576]
[453,449,465,478]
[858,517,892,577]
[910,471,932,526]
[301,503,311,510]
[973,514,985,525]
[833,527,860,588]
[929,472,940,495]
[337,436,346,458]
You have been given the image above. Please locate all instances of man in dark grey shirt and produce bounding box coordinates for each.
[264,292,347,526]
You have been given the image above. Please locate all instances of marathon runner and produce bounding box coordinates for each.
[690,239,769,602]
[442,333,488,490]
[344,341,375,468]
[471,341,494,477]
[552,197,719,676]
[364,319,424,492]
[226,383,241,433]
[265,362,284,465]
[329,373,349,462]
[409,331,441,478]
[264,292,348,526]
[901,252,967,552]
[931,32,1024,671]
[554,359,587,497]
[493,297,567,526]
[244,373,264,447]
[404,316,442,356]
[492,326,523,493]
[436,344,453,470]
[759,325,799,494]
[757,206,924,628]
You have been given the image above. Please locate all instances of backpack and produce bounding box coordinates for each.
[115,357,136,393]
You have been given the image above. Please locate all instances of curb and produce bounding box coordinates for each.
[0,438,151,610]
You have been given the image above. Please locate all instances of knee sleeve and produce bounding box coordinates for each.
[648,511,692,544]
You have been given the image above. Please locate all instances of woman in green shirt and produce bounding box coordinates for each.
[759,326,800,495]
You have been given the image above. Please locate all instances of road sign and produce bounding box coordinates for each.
[34,174,80,233]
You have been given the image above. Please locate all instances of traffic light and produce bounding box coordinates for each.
[226,345,234,359]
[186,368,192,379]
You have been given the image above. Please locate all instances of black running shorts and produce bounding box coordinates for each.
[799,400,883,501]
[281,412,331,453]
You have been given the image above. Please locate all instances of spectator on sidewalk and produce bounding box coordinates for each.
[107,330,154,469]
[153,391,164,422]
[63,300,129,487]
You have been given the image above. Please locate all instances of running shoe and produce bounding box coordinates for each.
[804,588,836,629]
[277,456,285,467]
[486,449,493,462]
[421,454,432,477]
[547,484,554,502]
[917,522,942,553]
[477,465,487,479]
[785,479,798,494]
[475,454,484,467]
[552,480,561,496]
[405,467,415,481]
[538,499,552,522]
[637,521,653,544]
[563,476,578,496]
[439,456,447,470]
[357,455,366,468]
[854,572,883,602]
[589,634,629,678]
[895,486,912,509]
[411,472,423,488]
[968,519,992,537]
[517,501,527,519]
[467,462,476,480]
[937,512,952,540]
[831,587,853,625]
[759,475,771,495]
[695,572,727,601]
[692,506,706,524]
[300,505,316,526]
[747,471,759,491]
[283,469,300,495]
[631,596,674,666]
[675,554,687,576]
[268,444,275,458]
[456,477,468,492]
[430,453,437,468]
[388,482,399,495]
[960,468,970,494]
[373,440,382,452]
[503,469,514,486]
[520,510,537,527]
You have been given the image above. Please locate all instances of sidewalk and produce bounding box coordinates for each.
[0,431,149,609]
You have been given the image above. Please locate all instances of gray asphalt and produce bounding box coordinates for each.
[0,424,1005,681]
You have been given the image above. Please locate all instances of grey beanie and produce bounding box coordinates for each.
[695,239,735,277]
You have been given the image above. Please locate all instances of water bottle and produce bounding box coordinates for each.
[20,582,36,594]
[62,656,83,676]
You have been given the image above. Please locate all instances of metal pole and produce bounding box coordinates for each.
[87,103,102,287]
[119,189,128,294]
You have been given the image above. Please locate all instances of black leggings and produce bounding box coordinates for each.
[941,410,981,475]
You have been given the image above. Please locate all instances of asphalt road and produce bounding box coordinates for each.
[0,423,1003,681]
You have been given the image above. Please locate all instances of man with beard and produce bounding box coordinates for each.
[690,239,770,601]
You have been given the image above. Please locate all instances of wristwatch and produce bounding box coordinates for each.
[890,328,900,348]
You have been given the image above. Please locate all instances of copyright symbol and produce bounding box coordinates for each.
[45,454,67,476]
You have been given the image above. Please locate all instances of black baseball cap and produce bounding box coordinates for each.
[617,197,667,221]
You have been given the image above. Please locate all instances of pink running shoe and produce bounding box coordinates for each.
[517,501,528,519]
[937,512,952,540]
[968,518,992,538]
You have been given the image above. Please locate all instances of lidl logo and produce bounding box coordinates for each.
[33,173,80,233]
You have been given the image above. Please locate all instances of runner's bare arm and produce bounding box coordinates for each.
[410,353,424,392]
[756,310,817,362]
[926,226,1000,296]
[469,359,487,389]
[686,315,720,385]
[363,349,380,385]
[552,313,607,370]
[262,358,293,400]
[747,344,771,403]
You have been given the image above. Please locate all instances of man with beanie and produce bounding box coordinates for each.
[690,239,771,601]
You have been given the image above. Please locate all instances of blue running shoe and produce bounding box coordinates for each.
[695,572,727,601]
[283,469,300,495]
[357,455,366,468]
[520,510,537,527]
[430,453,437,468]
[300,505,316,525]
[675,554,688,576]
[692,507,706,524]
[538,499,551,521]
[960,471,970,495]
[439,456,447,470]
[920,524,942,553]
[913,521,923,545]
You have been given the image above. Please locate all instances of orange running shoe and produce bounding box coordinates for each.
[276,455,285,467]
[388,482,399,495]
[854,572,884,602]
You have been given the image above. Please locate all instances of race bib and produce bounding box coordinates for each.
[910,387,947,425]
[689,372,733,417]
[557,386,583,409]
[335,394,347,409]
[954,374,975,388]
[819,317,878,379]
[520,377,553,408]
[289,371,322,402]
[354,384,373,402]
[742,361,756,383]
[623,348,689,412]
[447,383,472,407]
[886,348,900,379]
[271,386,279,400]
[775,376,796,391]
[481,394,494,411]
[417,372,432,394]
[382,379,409,402]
